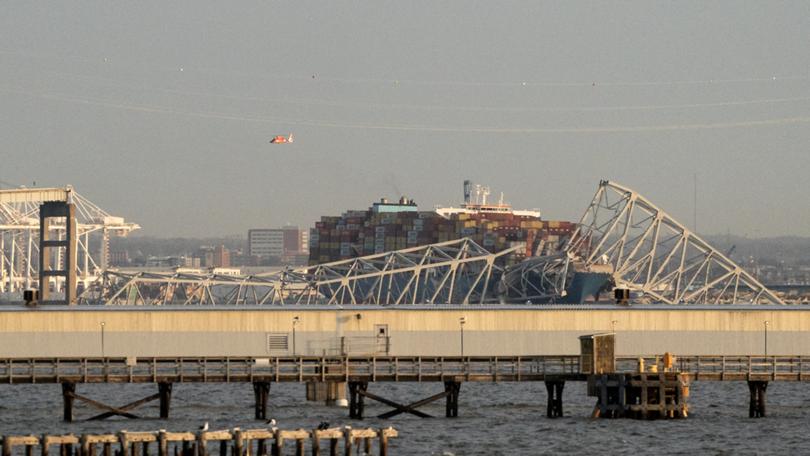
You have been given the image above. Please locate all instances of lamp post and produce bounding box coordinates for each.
[100,321,106,357]
[764,320,769,356]
[292,316,300,357]
[459,317,466,359]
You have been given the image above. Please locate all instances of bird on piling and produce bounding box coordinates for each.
[317,422,330,430]
[266,418,277,427]
[199,422,209,432]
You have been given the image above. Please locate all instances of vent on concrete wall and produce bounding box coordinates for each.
[267,333,289,353]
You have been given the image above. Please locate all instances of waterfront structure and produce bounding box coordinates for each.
[1,305,806,357]
[0,186,139,298]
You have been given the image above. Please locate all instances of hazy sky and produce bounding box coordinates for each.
[2,1,809,237]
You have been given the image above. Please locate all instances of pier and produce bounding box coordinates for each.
[0,354,804,421]
[0,426,398,456]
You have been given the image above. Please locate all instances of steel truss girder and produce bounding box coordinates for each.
[563,180,783,305]
[80,238,516,306]
[498,252,573,303]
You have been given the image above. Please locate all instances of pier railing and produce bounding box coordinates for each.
[2,355,809,384]
[616,356,810,381]
[0,356,582,384]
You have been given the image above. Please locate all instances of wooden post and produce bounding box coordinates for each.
[62,383,76,422]
[118,433,129,456]
[252,382,271,420]
[295,439,304,456]
[270,429,281,456]
[329,439,338,456]
[158,431,168,456]
[377,429,388,456]
[104,443,112,456]
[158,383,173,419]
[218,442,227,456]
[2,437,11,456]
[311,431,320,456]
[79,435,90,456]
[342,428,352,456]
[233,430,243,456]
[198,433,208,456]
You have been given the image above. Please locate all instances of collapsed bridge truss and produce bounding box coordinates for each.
[80,238,517,305]
[563,180,783,304]
[79,180,783,306]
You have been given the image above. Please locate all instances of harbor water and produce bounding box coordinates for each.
[0,381,807,454]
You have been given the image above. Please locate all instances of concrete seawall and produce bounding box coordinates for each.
[0,305,807,357]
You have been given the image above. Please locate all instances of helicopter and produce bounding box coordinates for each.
[269,133,294,144]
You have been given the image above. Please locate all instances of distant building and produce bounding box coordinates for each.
[145,256,189,268]
[248,227,309,260]
[184,256,201,268]
[230,253,259,267]
[213,245,230,268]
[212,267,241,276]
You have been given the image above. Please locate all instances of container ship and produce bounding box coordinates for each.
[309,181,576,265]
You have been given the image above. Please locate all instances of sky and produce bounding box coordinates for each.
[1,1,809,237]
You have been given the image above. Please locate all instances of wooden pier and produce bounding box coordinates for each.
[0,354,805,421]
[0,356,581,384]
[0,427,398,456]
[589,373,690,419]
[2,355,808,384]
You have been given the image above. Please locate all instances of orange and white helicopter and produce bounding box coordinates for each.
[269,133,294,144]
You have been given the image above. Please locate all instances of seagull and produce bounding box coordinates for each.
[199,422,209,432]
[266,418,277,427]
[317,422,330,430]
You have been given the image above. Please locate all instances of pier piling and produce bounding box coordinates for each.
[748,381,768,418]
[544,379,565,418]
[443,381,461,418]
[158,383,172,419]
[62,383,76,423]
[348,382,368,420]
[252,382,271,420]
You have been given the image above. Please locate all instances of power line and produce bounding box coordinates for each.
[3,85,810,134]
[41,71,810,114]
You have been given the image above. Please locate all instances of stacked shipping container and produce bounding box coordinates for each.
[308,201,575,265]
